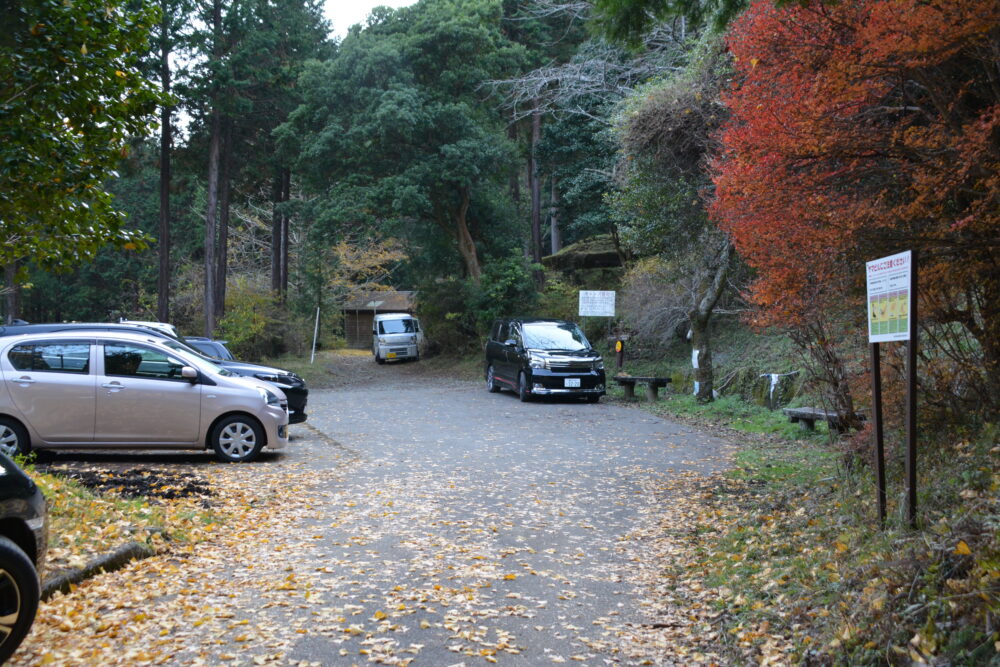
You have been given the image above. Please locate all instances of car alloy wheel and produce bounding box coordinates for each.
[486,365,500,393]
[0,420,28,458]
[211,416,265,462]
[0,536,40,664]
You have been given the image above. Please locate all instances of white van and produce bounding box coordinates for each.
[372,313,423,364]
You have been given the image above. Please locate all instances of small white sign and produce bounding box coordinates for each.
[866,251,912,343]
[579,290,615,317]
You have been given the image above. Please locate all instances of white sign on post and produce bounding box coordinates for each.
[578,290,615,317]
[866,250,912,343]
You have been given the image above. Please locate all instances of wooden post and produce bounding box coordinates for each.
[870,342,886,526]
[905,251,919,527]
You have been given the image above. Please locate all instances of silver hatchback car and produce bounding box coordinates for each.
[0,331,288,462]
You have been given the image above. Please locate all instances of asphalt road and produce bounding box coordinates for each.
[18,361,737,666]
[268,372,735,665]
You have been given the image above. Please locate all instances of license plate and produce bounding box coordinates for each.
[565,378,581,388]
[387,352,397,359]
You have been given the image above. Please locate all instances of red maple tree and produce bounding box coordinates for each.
[711,0,1000,415]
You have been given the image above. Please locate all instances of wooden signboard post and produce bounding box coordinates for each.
[866,250,918,527]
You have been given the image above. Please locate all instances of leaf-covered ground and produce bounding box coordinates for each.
[12,355,749,665]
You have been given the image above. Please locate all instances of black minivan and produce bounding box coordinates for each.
[484,318,605,402]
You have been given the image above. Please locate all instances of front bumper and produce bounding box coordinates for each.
[262,406,289,451]
[530,385,605,396]
[377,344,419,361]
[281,386,308,424]
[527,369,606,396]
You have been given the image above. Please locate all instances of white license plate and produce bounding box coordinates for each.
[387,352,397,359]
[564,378,581,388]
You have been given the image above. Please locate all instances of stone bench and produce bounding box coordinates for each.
[614,376,671,401]
[782,407,865,433]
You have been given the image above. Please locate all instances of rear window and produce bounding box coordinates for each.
[9,342,91,373]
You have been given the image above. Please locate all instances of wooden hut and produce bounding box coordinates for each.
[341,291,417,349]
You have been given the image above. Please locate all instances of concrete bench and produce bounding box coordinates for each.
[614,376,671,401]
[782,407,865,433]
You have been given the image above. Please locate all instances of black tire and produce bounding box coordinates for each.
[0,535,40,665]
[486,365,500,393]
[210,415,265,463]
[518,372,531,402]
[587,395,600,403]
[0,419,29,458]
[375,352,385,365]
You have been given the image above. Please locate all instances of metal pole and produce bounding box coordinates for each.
[870,342,886,527]
[905,251,919,527]
[310,306,320,364]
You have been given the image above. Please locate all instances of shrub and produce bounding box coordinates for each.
[216,278,308,360]
[417,254,538,353]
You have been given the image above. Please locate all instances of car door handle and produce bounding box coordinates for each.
[101,382,124,389]
[15,377,34,384]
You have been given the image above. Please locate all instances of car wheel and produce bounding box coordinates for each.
[0,535,40,664]
[486,365,500,393]
[375,352,385,365]
[211,415,265,463]
[518,372,531,402]
[587,395,600,403]
[0,419,29,458]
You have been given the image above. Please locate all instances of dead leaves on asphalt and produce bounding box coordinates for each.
[13,437,753,665]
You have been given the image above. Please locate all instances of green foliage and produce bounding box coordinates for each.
[0,0,165,275]
[538,99,619,244]
[536,277,580,323]
[215,278,306,359]
[416,278,481,353]
[648,393,830,439]
[591,0,748,44]
[473,254,539,330]
[418,253,538,351]
[278,0,526,281]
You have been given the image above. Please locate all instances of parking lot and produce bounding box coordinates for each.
[15,358,736,665]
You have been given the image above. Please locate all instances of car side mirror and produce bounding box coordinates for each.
[503,339,517,347]
[181,366,198,382]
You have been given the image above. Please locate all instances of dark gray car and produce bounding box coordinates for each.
[0,452,47,663]
[484,318,606,402]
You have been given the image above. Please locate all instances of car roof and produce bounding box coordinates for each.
[507,318,574,325]
[373,312,414,320]
[1,329,179,345]
[0,322,173,337]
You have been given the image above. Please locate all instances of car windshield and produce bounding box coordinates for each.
[522,322,591,352]
[379,319,415,334]
[159,340,236,376]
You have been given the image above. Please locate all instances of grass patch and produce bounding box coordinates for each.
[612,387,831,440]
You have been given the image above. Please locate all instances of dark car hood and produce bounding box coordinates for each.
[216,360,303,386]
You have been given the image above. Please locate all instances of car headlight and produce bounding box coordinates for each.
[528,353,546,369]
[257,388,281,407]
[593,359,604,371]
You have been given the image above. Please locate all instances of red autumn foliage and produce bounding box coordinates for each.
[711,0,1000,417]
